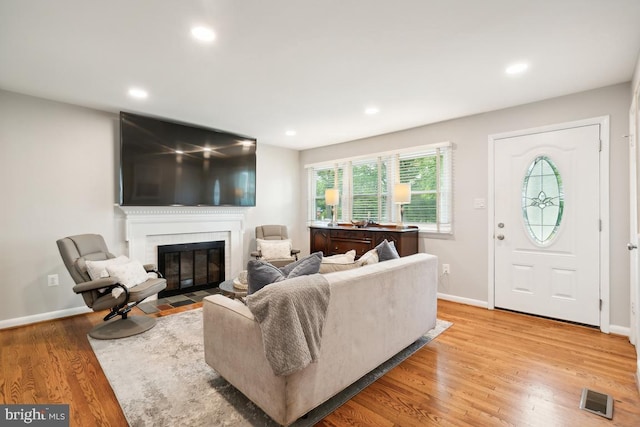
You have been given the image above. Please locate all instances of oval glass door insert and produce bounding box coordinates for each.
[522,156,564,245]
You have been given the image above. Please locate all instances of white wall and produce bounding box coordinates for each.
[299,82,631,328]
[0,90,300,325]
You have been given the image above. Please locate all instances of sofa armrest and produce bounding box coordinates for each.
[204,294,254,321]
[203,295,287,422]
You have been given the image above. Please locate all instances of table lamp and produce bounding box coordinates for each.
[325,188,340,226]
[394,183,411,228]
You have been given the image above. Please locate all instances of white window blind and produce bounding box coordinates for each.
[311,164,345,222]
[397,146,452,232]
[351,157,390,222]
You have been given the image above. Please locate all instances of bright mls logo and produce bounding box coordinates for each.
[1,405,69,426]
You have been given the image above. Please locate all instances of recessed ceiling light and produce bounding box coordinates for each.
[203,147,212,152]
[128,87,148,99]
[191,26,215,42]
[505,62,529,75]
[175,150,184,154]
[285,130,297,136]
[365,107,380,115]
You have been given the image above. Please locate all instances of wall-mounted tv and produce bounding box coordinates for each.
[119,112,256,207]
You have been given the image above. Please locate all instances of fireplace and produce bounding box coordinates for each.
[118,206,246,302]
[157,241,225,298]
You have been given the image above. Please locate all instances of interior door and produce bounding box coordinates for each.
[494,124,601,326]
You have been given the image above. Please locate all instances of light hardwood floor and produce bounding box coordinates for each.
[1,300,638,426]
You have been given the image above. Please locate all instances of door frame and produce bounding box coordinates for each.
[487,116,610,333]
[629,95,638,346]
[630,83,640,389]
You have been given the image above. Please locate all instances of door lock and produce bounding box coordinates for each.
[497,234,505,240]
[628,243,638,251]
[498,223,505,228]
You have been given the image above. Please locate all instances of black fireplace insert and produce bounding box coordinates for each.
[157,241,224,298]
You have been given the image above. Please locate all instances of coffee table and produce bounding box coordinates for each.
[219,279,247,300]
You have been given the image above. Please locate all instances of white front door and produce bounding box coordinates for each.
[493,124,601,326]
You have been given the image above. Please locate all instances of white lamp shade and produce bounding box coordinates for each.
[325,188,340,206]
[394,183,411,204]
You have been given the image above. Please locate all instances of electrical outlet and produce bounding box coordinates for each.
[47,274,59,287]
[442,264,450,275]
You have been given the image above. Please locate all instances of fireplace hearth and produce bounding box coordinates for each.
[157,241,225,298]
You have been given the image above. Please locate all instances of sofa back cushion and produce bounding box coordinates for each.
[247,252,323,294]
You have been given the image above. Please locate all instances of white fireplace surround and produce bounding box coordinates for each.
[118,207,247,288]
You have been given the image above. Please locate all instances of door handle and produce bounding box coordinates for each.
[497,234,505,241]
[628,243,638,250]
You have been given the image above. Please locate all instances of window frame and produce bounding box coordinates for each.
[306,142,453,234]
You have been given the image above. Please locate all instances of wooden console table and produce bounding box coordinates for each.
[309,224,419,258]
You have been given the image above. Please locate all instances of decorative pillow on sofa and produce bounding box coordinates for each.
[357,248,379,266]
[319,262,360,274]
[247,252,323,295]
[318,250,357,273]
[321,250,356,264]
[85,255,130,280]
[106,260,149,288]
[375,239,400,261]
[257,239,292,260]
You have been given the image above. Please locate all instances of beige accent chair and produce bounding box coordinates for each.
[57,234,166,339]
[250,225,300,268]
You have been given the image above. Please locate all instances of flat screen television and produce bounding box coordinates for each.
[119,112,256,206]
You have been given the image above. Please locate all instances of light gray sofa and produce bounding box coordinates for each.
[202,253,438,426]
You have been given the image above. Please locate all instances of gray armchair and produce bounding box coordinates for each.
[57,234,166,339]
[250,225,300,268]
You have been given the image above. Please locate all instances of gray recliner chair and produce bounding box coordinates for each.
[57,234,166,339]
[250,225,300,268]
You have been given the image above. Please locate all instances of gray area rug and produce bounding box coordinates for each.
[89,309,452,426]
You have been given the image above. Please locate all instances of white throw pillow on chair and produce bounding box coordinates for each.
[85,255,130,280]
[106,260,149,288]
[257,239,292,260]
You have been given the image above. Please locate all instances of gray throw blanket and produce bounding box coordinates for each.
[246,274,331,376]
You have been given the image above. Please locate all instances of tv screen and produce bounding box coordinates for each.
[119,112,256,206]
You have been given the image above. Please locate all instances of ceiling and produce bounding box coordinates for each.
[1,1,639,150]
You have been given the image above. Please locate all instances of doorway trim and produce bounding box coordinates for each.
[487,116,610,333]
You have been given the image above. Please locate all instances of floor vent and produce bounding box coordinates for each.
[579,388,613,419]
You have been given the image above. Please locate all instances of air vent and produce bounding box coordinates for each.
[579,388,613,419]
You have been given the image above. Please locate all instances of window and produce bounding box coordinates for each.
[311,164,344,221]
[397,146,452,232]
[521,156,564,245]
[307,143,453,233]
[351,157,390,222]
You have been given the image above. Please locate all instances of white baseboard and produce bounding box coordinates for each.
[437,293,488,308]
[609,324,631,337]
[0,306,92,330]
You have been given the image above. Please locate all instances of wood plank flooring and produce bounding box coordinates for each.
[1,300,638,426]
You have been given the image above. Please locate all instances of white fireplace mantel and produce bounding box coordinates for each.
[117,206,248,279]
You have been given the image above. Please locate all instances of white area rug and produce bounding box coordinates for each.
[89,309,451,426]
